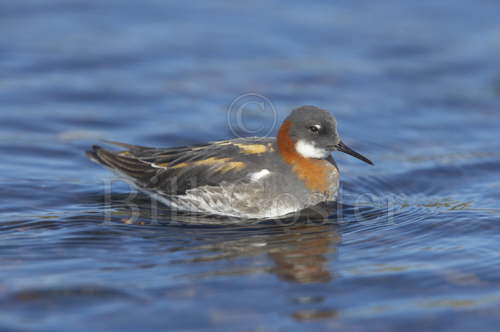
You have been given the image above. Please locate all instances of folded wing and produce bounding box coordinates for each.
[86,138,275,195]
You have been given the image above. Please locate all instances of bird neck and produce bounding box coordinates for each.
[277,120,301,164]
[277,120,334,193]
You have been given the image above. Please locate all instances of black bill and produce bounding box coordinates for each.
[335,141,373,165]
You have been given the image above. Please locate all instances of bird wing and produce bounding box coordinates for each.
[87,137,276,195]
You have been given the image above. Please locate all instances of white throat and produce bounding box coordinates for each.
[295,139,329,159]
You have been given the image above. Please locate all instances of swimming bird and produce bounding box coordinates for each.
[86,105,373,219]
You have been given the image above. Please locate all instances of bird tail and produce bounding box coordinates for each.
[86,145,152,178]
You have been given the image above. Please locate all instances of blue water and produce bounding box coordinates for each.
[1,1,500,331]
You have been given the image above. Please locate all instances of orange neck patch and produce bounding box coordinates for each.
[277,121,333,192]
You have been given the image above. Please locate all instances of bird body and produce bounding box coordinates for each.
[87,106,372,219]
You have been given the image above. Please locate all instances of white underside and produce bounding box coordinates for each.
[133,180,336,219]
[107,167,336,219]
[146,187,303,219]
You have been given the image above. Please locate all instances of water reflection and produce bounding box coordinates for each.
[99,194,341,284]
[268,225,338,283]
[168,222,339,284]
[188,223,339,284]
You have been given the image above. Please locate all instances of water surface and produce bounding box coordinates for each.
[1,1,500,331]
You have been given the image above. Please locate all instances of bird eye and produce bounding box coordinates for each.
[309,125,320,134]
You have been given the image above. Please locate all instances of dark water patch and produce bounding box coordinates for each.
[19,54,147,74]
[370,42,438,59]
[47,89,157,104]
[0,218,64,234]
[0,286,139,324]
[0,142,77,160]
[385,60,488,82]
[0,1,96,19]
[0,117,57,135]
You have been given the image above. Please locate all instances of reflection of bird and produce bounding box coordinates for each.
[177,224,339,284]
[87,106,373,219]
[268,225,339,283]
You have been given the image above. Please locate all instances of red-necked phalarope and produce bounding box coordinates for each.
[87,105,373,219]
